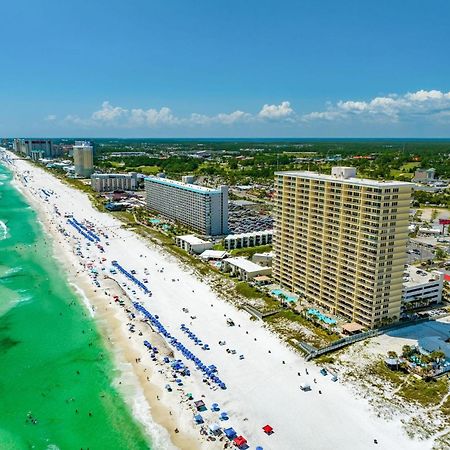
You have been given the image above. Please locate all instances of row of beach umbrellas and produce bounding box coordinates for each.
[133,302,226,389]
[180,324,210,349]
[67,218,97,243]
[71,218,101,242]
[112,261,151,295]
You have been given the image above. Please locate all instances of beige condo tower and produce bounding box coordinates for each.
[273,167,412,329]
[73,141,94,178]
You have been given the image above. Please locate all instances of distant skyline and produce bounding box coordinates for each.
[2,0,450,138]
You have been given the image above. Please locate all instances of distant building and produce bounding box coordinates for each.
[73,141,94,177]
[402,266,443,312]
[13,138,54,158]
[60,144,74,157]
[182,175,195,184]
[91,172,138,192]
[252,252,273,267]
[224,230,273,250]
[175,235,213,254]
[144,176,229,236]
[413,168,436,183]
[222,257,271,281]
[109,151,147,157]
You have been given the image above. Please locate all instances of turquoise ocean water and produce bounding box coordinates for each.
[0,162,151,449]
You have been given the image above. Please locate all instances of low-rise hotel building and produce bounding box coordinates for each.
[175,235,213,254]
[91,172,138,192]
[222,257,271,281]
[402,266,443,312]
[224,229,273,250]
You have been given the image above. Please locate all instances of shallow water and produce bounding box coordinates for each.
[0,163,151,449]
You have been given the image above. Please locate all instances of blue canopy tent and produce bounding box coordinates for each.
[223,427,237,439]
[194,414,204,424]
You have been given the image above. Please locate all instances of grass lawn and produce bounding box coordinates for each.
[235,281,263,299]
[109,161,126,168]
[367,360,405,385]
[397,377,448,407]
[230,244,272,258]
[132,165,160,175]
[401,162,421,171]
[390,169,414,180]
[366,360,449,409]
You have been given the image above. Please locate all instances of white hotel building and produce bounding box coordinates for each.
[91,172,138,192]
[144,176,229,236]
[402,265,443,311]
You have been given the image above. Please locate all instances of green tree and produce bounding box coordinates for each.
[402,345,412,357]
[435,247,447,260]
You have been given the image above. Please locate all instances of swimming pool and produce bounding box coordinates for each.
[307,308,337,325]
[271,289,297,303]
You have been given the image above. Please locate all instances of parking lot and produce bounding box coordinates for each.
[228,202,273,234]
[407,240,435,264]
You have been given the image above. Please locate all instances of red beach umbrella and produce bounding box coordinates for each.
[233,435,248,447]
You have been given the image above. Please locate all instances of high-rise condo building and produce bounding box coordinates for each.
[144,176,229,236]
[13,138,54,158]
[73,141,94,177]
[273,167,412,328]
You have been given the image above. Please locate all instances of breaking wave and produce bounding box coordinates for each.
[0,220,8,240]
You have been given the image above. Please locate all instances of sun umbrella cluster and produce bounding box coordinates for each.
[67,218,100,243]
[180,324,210,350]
[112,261,151,294]
[133,302,226,389]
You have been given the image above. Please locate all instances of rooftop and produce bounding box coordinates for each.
[199,250,228,260]
[177,234,210,245]
[145,176,225,195]
[225,229,273,240]
[275,169,412,188]
[403,265,443,288]
[224,257,269,273]
[92,172,136,179]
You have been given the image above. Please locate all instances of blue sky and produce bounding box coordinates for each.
[2,0,450,137]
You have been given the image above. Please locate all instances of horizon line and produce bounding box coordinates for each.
[6,136,450,141]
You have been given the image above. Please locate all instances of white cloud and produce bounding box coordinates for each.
[405,89,450,102]
[45,114,57,121]
[60,100,290,129]
[189,110,251,125]
[303,89,450,123]
[91,101,128,121]
[129,107,179,126]
[55,90,450,131]
[258,101,294,119]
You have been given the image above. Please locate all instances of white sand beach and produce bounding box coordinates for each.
[2,149,434,450]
